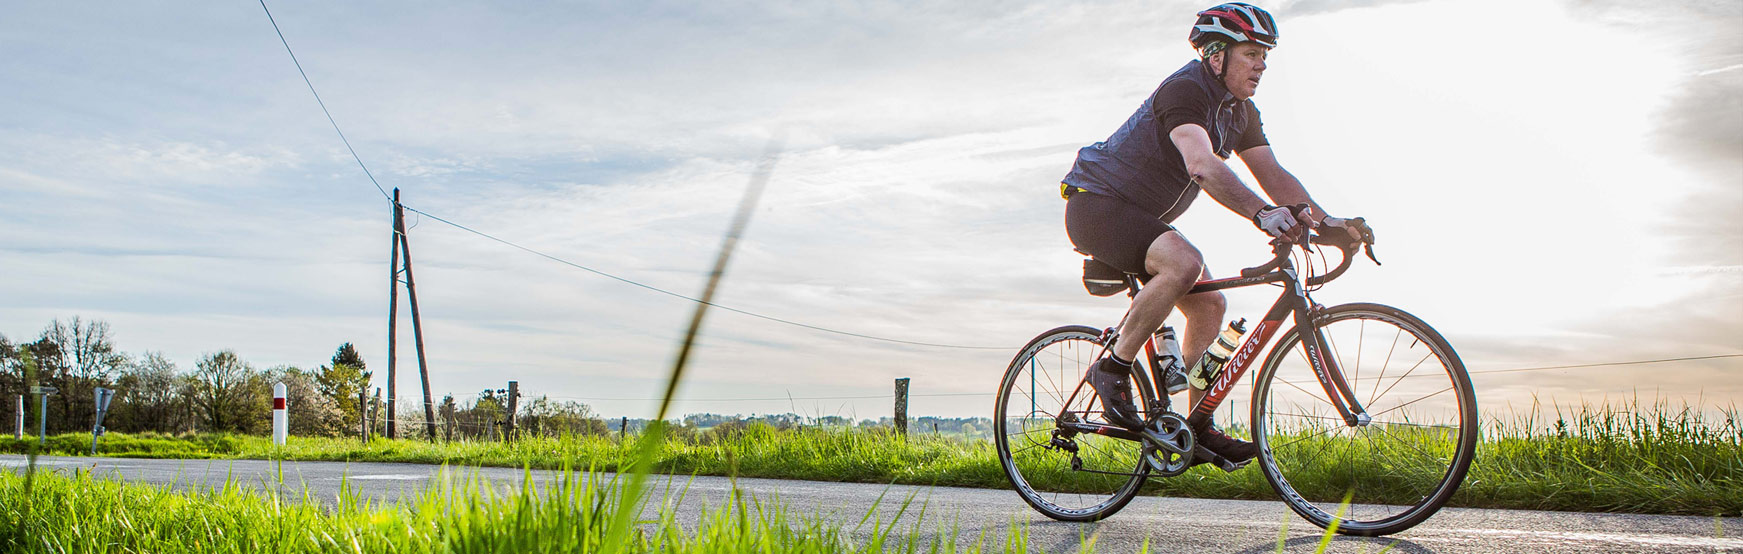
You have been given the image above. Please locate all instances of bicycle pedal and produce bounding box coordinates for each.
[1191,445,1250,473]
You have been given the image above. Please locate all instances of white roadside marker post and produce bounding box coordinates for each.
[273,382,288,446]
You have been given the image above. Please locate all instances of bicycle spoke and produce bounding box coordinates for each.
[1368,386,1455,420]
[1274,375,1336,409]
[1354,319,1365,387]
[1325,325,1348,389]
[1368,326,1403,406]
[1370,351,1436,406]
[1373,424,1444,467]
[1266,423,1337,451]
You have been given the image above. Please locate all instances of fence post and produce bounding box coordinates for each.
[505,381,519,440]
[372,388,384,438]
[13,395,21,440]
[894,378,909,436]
[359,388,370,443]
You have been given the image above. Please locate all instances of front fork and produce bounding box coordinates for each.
[1298,303,1371,427]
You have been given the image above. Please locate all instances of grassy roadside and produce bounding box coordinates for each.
[0,463,1043,553]
[5,403,1738,517]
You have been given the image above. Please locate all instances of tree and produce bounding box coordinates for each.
[189,350,269,433]
[110,351,192,434]
[518,396,607,437]
[315,363,369,435]
[317,343,371,436]
[32,317,127,433]
[332,343,366,373]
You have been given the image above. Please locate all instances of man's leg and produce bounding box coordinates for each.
[1176,267,1226,408]
[1090,230,1203,430]
[1174,267,1258,464]
[1110,231,1204,361]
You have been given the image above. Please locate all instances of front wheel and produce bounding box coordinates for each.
[995,325,1149,522]
[1251,303,1477,536]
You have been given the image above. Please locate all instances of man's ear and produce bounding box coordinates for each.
[1206,51,1224,74]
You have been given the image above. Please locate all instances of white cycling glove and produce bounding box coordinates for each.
[1251,205,1297,238]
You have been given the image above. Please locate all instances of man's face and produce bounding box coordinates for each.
[1220,42,1270,100]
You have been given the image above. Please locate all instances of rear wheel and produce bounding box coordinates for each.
[995,325,1149,521]
[1250,303,1476,536]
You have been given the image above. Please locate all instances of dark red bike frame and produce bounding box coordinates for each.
[1059,232,1373,441]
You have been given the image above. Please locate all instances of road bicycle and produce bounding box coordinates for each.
[994,209,1476,536]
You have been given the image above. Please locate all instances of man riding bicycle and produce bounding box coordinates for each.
[1061,3,1370,466]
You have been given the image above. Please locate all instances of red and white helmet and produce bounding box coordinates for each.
[1190,3,1279,51]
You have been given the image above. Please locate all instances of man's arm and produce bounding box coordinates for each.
[1236,145,1331,221]
[1168,124,1270,220]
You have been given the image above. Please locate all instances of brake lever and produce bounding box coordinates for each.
[1364,243,1381,265]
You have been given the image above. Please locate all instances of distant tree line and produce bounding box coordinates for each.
[0,317,608,440]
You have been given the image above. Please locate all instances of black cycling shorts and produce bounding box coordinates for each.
[1065,191,1175,281]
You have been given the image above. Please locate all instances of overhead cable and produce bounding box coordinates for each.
[401,205,1012,350]
[257,0,393,203]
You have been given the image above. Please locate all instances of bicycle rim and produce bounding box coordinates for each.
[995,325,1148,521]
[1251,303,1477,536]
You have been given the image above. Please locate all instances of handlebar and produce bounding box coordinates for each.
[1237,205,1379,285]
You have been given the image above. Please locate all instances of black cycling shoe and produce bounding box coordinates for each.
[1086,358,1145,430]
[1194,420,1259,465]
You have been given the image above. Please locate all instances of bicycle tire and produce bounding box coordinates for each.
[995,325,1149,522]
[1250,303,1477,536]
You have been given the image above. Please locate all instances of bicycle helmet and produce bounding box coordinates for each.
[1190,3,1279,53]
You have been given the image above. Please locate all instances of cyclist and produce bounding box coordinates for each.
[1060,2,1370,466]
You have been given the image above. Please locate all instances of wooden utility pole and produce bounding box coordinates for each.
[388,189,402,439]
[388,188,439,441]
[894,378,910,436]
[504,381,520,440]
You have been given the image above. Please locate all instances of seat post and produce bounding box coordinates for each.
[1124,274,1142,298]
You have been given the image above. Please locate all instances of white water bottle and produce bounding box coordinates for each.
[1188,319,1247,390]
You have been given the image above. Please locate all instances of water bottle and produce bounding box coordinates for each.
[1188,319,1247,390]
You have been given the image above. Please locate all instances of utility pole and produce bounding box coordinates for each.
[13,395,22,440]
[505,381,519,440]
[388,188,402,439]
[894,378,909,436]
[389,188,439,440]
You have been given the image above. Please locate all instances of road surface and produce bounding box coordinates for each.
[3,455,1738,553]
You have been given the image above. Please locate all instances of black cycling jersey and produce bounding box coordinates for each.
[1061,59,1269,222]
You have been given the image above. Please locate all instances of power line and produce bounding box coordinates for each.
[255,2,1005,351]
[1466,354,1742,375]
[257,0,392,204]
[400,205,1011,350]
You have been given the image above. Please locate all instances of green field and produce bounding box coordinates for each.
[5,403,1738,517]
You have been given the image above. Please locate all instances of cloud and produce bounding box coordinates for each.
[1276,0,1432,17]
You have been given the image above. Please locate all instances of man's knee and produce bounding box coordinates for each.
[1143,232,1203,288]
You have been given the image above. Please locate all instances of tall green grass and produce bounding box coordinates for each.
[4,400,1738,516]
[0,464,1038,553]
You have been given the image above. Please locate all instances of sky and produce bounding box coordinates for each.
[2,0,1738,422]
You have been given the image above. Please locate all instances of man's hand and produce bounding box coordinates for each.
[1252,205,1302,238]
[1320,216,1375,245]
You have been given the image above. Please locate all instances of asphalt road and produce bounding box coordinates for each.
[3,455,1739,553]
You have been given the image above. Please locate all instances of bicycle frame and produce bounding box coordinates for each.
[1059,239,1372,441]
